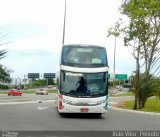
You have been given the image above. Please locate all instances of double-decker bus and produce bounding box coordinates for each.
[56,44,109,117]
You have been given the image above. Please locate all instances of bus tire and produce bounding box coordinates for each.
[58,112,64,117]
[94,113,102,118]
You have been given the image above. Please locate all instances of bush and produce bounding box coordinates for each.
[0,84,9,89]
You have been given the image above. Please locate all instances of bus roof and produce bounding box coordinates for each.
[63,44,105,49]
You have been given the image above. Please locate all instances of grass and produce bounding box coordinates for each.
[123,97,160,113]
[0,92,7,94]
[113,92,134,97]
[46,90,58,93]
[21,89,58,94]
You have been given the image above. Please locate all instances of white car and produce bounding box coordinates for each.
[116,85,123,91]
[36,88,48,95]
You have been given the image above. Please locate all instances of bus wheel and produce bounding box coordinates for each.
[94,113,102,118]
[58,112,65,117]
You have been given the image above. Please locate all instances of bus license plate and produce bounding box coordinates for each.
[80,108,88,112]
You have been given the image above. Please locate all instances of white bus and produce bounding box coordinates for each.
[56,44,109,117]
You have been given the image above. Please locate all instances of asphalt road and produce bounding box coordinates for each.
[0,93,160,137]
[0,92,133,103]
[0,93,56,103]
[0,101,160,131]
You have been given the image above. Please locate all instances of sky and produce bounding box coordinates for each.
[0,0,135,79]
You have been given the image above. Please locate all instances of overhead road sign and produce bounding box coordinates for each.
[115,74,127,80]
[108,74,127,80]
[28,73,40,79]
[44,73,55,78]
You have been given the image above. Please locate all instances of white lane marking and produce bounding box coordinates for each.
[37,106,49,110]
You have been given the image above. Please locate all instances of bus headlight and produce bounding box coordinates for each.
[97,100,106,105]
[62,99,72,104]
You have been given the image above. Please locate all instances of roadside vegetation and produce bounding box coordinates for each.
[0,34,12,84]
[29,79,55,87]
[112,91,134,97]
[107,0,160,110]
[0,84,9,89]
[123,97,160,113]
[0,89,58,94]
[0,78,56,90]
[22,89,57,94]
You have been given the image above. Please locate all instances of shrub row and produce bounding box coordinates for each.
[0,84,9,89]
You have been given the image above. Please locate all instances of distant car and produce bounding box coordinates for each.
[48,85,53,88]
[8,89,22,96]
[36,88,48,95]
[123,83,132,89]
[116,85,123,91]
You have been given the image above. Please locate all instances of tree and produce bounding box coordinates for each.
[107,0,160,109]
[122,0,160,109]
[0,65,11,83]
[122,0,160,73]
[107,19,125,87]
[0,32,11,83]
[157,85,160,99]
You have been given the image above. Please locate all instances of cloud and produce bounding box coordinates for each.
[0,0,135,78]
[1,49,60,78]
[0,21,60,50]
[0,0,63,24]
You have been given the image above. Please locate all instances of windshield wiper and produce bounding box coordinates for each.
[90,92,105,96]
[60,90,76,95]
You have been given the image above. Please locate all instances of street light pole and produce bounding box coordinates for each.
[62,0,67,45]
[113,36,117,86]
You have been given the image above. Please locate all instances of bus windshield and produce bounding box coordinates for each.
[60,71,108,97]
[61,45,108,67]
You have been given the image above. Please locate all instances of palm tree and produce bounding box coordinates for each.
[0,32,11,83]
[0,49,7,60]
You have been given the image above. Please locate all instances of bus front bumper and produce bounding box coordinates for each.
[58,103,108,114]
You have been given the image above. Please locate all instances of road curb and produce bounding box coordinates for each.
[109,105,160,116]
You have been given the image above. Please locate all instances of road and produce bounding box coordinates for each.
[0,92,133,103]
[0,101,160,131]
[0,93,56,103]
[0,93,160,137]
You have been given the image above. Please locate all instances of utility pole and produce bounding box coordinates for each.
[46,78,49,87]
[113,36,117,87]
[62,0,67,45]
